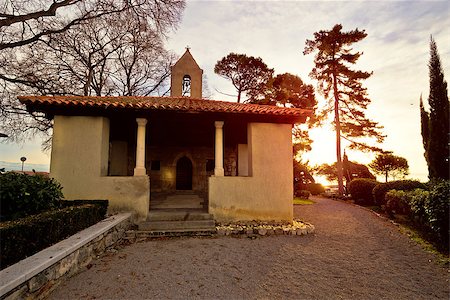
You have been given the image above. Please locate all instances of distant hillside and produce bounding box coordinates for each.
[0,161,49,172]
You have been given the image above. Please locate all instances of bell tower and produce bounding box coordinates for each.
[170,48,203,98]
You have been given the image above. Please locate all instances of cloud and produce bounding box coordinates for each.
[166,0,449,181]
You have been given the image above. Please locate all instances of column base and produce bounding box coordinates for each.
[214,168,224,177]
[134,167,147,176]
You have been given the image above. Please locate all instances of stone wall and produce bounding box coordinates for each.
[0,213,131,300]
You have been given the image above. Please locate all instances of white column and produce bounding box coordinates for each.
[214,121,224,176]
[134,118,148,176]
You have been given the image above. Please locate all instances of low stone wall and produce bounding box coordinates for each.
[216,220,315,236]
[0,213,132,300]
[123,220,315,241]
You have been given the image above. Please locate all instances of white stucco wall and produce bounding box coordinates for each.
[209,122,293,222]
[51,116,149,221]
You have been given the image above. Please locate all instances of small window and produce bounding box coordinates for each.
[151,160,161,171]
[206,159,215,172]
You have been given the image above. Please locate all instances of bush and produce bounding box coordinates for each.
[305,183,325,195]
[373,180,426,206]
[385,190,411,216]
[296,190,310,199]
[426,180,449,247]
[0,172,63,220]
[348,179,378,205]
[407,189,429,224]
[385,181,449,251]
[0,201,108,269]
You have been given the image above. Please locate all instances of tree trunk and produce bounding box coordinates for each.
[385,171,388,182]
[332,73,344,196]
[237,89,241,103]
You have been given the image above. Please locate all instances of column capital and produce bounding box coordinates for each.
[136,118,148,126]
[214,121,224,128]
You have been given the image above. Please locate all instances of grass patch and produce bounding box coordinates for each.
[293,197,315,205]
[394,216,449,265]
[396,221,449,266]
[365,206,449,265]
[366,205,382,213]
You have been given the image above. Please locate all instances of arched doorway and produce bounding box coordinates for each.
[176,156,193,190]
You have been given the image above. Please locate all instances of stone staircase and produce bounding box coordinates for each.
[137,210,216,237]
[135,192,215,236]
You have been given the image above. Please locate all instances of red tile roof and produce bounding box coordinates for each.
[18,95,311,120]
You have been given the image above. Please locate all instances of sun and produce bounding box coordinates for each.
[303,127,337,167]
[301,126,378,185]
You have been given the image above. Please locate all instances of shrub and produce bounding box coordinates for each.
[385,190,411,216]
[373,180,426,206]
[407,189,429,224]
[0,172,63,220]
[385,182,448,251]
[426,179,449,246]
[296,190,310,199]
[0,201,108,269]
[348,179,378,205]
[305,183,325,195]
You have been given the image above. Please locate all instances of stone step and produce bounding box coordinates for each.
[150,194,204,209]
[151,199,203,206]
[151,200,203,209]
[148,211,213,221]
[151,202,204,209]
[138,219,216,231]
[165,194,203,200]
[136,229,217,238]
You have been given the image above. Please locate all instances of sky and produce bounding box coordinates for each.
[1,0,449,182]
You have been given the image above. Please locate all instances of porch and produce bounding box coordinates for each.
[107,111,249,216]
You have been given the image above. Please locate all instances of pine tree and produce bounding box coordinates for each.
[214,53,273,103]
[369,152,409,182]
[421,37,449,180]
[304,24,384,195]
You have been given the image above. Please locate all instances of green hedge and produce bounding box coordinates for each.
[373,180,426,205]
[296,190,311,199]
[0,201,108,270]
[383,180,449,251]
[0,172,63,221]
[305,183,325,195]
[426,180,449,248]
[348,179,379,205]
[385,190,411,216]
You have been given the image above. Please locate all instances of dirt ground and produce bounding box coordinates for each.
[49,196,449,299]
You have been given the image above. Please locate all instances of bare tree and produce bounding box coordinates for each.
[108,13,175,96]
[0,0,185,146]
[0,0,185,50]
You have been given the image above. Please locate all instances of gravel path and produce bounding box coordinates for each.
[49,196,449,299]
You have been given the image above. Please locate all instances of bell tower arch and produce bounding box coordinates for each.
[170,48,203,98]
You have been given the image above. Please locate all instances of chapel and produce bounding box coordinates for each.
[19,49,311,224]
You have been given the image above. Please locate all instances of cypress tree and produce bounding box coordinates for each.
[422,37,449,180]
[419,95,430,169]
